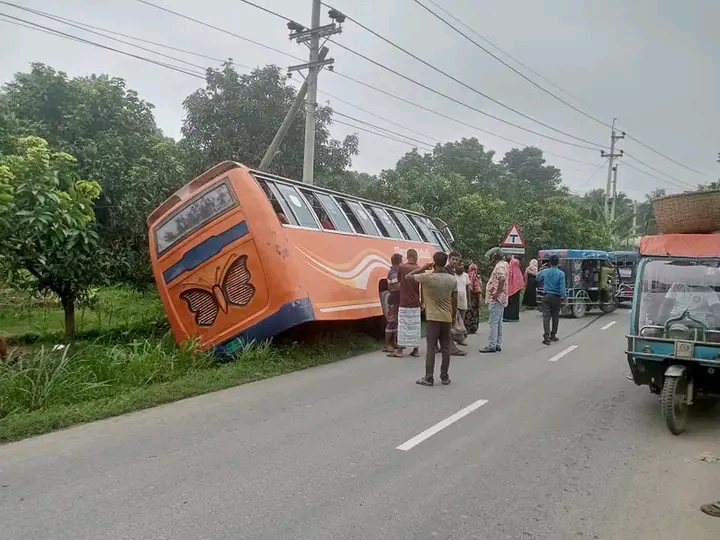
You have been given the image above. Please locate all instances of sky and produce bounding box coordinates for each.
[0,0,718,201]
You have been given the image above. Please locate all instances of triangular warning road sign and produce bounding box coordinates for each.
[500,223,525,247]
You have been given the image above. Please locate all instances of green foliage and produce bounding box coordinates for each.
[0,63,177,287]
[181,63,359,180]
[0,136,102,341]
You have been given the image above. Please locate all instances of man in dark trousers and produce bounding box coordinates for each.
[536,254,567,345]
[406,251,458,386]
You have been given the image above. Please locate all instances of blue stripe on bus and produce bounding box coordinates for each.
[163,221,249,283]
[213,297,316,359]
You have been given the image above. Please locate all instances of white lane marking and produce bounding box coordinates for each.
[601,320,617,330]
[548,344,578,362]
[396,399,489,451]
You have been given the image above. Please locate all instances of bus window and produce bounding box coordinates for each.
[337,199,365,233]
[275,184,320,229]
[314,192,354,233]
[421,217,451,251]
[389,210,422,242]
[345,200,380,236]
[364,204,390,237]
[257,178,294,225]
[154,180,237,256]
[368,206,404,239]
[300,189,336,231]
[408,214,432,243]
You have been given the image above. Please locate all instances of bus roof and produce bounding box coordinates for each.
[538,249,616,260]
[147,161,448,230]
[639,234,720,258]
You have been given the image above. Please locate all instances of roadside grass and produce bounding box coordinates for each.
[0,285,380,443]
[0,286,501,443]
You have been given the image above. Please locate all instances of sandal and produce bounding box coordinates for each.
[410,350,420,357]
[416,377,434,386]
[451,350,467,356]
[701,502,720,518]
[386,352,404,358]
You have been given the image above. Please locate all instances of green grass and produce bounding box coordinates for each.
[0,285,381,443]
[0,286,166,344]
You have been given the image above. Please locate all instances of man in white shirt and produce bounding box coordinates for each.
[453,265,471,345]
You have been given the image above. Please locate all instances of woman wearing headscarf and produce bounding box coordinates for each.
[464,262,482,334]
[522,258,539,309]
[503,256,524,322]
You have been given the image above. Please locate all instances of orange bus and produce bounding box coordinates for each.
[147,161,454,357]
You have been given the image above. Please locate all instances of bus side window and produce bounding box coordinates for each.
[315,192,354,233]
[275,184,320,229]
[408,215,431,243]
[390,211,422,242]
[257,178,295,225]
[364,204,390,237]
[346,200,380,236]
[337,199,365,234]
[369,206,405,239]
[300,189,335,231]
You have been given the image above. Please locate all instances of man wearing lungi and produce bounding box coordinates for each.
[388,249,421,358]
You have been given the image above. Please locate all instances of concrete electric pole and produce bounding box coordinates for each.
[286,2,344,185]
[601,117,624,220]
[610,164,618,221]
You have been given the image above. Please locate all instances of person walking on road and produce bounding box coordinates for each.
[406,251,458,386]
[389,249,421,358]
[480,247,509,354]
[536,254,567,345]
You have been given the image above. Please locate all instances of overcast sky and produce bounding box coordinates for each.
[0,0,717,201]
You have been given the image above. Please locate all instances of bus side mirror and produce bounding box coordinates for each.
[441,225,455,243]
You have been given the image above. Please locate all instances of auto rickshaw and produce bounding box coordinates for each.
[626,233,720,435]
[613,250,640,304]
[537,249,619,318]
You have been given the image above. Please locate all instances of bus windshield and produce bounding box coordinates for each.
[154,180,237,256]
[638,258,720,329]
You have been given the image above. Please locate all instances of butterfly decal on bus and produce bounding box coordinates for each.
[179,254,255,327]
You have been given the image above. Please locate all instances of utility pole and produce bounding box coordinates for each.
[610,164,618,220]
[601,117,624,220]
[286,3,345,185]
[259,46,329,171]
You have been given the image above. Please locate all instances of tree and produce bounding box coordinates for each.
[181,63,358,180]
[500,147,567,204]
[0,136,102,341]
[1,63,173,286]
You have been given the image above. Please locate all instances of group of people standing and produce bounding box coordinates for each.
[383,247,569,384]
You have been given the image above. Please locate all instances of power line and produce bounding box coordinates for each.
[236,0,291,22]
[0,14,434,154]
[621,133,708,177]
[322,2,605,149]
[331,71,599,167]
[411,0,613,130]
[622,161,692,191]
[134,0,601,152]
[421,0,600,116]
[0,1,241,67]
[624,153,696,189]
[0,13,206,79]
[417,0,709,179]
[333,119,433,150]
[135,0,305,63]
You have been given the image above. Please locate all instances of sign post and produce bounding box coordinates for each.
[500,223,526,256]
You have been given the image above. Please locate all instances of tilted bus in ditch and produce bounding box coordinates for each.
[147,161,453,357]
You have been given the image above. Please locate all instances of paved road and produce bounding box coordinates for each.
[1,309,719,539]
